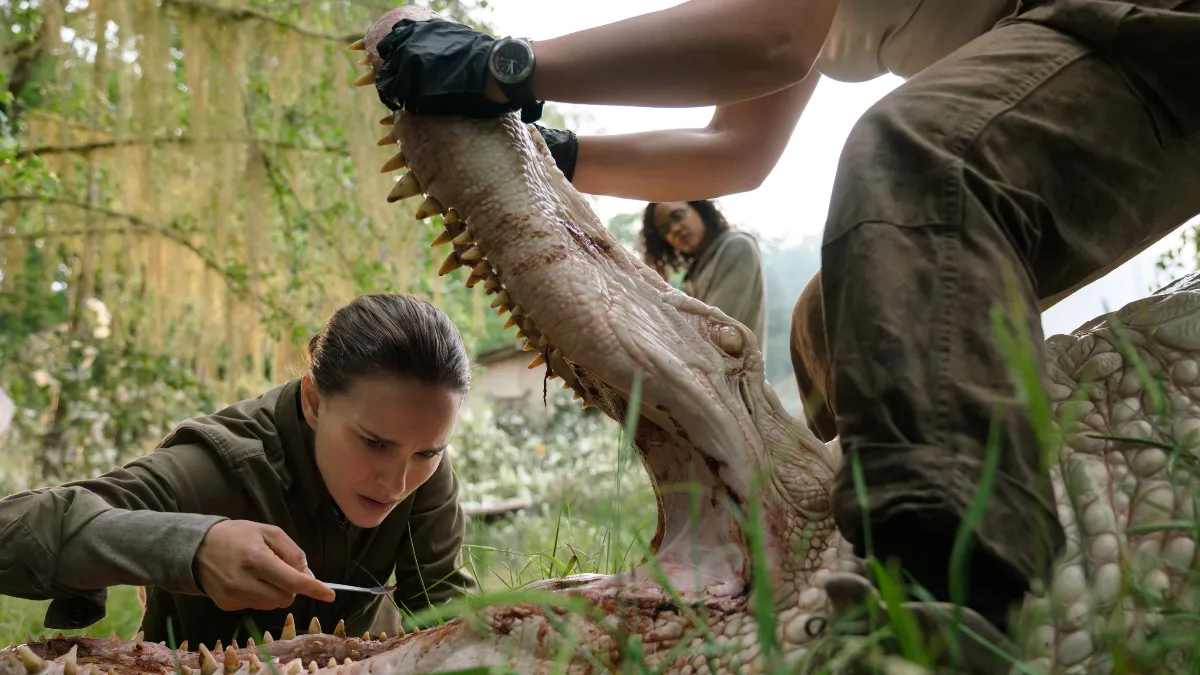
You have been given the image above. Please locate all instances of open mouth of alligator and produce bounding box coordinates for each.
[354,6,841,610]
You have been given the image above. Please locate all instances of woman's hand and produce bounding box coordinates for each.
[194,520,336,611]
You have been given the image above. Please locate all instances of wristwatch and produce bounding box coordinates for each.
[487,36,544,122]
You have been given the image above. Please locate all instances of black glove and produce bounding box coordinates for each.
[375,19,541,121]
[532,124,578,183]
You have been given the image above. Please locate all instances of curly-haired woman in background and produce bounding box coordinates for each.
[641,200,766,347]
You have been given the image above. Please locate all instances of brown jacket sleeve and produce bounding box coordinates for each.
[0,441,238,628]
[389,452,476,621]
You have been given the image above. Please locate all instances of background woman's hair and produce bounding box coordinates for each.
[306,293,471,396]
[640,200,732,275]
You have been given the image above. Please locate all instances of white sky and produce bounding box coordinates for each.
[475,0,1198,339]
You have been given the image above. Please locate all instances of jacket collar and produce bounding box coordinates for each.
[274,377,335,515]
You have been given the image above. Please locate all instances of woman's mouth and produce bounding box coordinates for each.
[358,494,398,513]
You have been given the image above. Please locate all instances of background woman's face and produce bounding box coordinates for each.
[301,374,459,528]
[653,202,707,255]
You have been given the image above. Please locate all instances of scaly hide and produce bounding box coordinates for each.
[5,6,1200,674]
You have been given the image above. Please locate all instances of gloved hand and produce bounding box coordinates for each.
[532,123,579,183]
[374,18,540,121]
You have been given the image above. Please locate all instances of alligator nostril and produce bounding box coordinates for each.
[714,325,744,356]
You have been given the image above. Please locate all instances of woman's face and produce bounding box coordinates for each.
[652,202,708,255]
[300,373,460,528]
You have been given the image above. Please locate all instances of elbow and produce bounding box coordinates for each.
[746,0,835,89]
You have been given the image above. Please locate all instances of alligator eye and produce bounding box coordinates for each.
[805,615,827,637]
[713,325,744,356]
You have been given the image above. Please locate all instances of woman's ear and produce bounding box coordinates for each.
[300,374,322,429]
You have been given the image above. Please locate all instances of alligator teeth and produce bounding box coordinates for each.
[431,231,453,247]
[248,654,263,674]
[511,303,525,316]
[562,381,571,390]
[361,631,371,641]
[528,354,545,369]
[230,639,238,650]
[309,617,322,635]
[182,666,194,675]
[214,641,223,653]
[573,391,582,400]
[444,208,460,224]
[334,619,346,637]
[326,658,337,670]
[286,661,302,675]
[387,173,421,202]
[522,340,534,352]
[282,614,297,640]
[245,637,254,648]
[484,278,500,292]
[379,114,394,126]
[415,196,444,219]
[581,401,592,409]
[133,631,144,644]
[472,261,490,277]
[439,254,463,276]
[308,662,318,674]
[343,658,353,666]
[357,57,369,67]
[380,632,388,640]
[180,641,189,651]
[262,632,273,643]
[451,231,473,246]
[380,152,406,172]
[376,131,394,147]
[465,272,485,287]
[108,631,120,646]
[460,246,483,261]
[223,646,239,675]
[18,645,44,674]
[199,645,218,675]
[354,70,376,86]
[504,316,519,329]
[490,291,510,308]
[348,39,366,51]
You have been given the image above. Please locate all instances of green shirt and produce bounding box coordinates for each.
[683,229,768,348]
[0,378,474,645]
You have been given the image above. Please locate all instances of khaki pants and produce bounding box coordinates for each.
[791,0,1200,626]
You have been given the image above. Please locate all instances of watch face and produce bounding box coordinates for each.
[491,40,533,84]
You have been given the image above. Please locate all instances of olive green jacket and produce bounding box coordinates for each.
[684,229,768,347]
[0,378,474,646]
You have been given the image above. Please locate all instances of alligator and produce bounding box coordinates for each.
[3,5,1199,674]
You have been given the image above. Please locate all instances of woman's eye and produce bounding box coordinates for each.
[417,449,444,459]
[361,436,385,449]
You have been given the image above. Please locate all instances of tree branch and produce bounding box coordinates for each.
[162,0,365,43]
[0,195,299,325]
[15,135,349,159]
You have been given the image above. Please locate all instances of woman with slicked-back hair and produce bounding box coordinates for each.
[0,293,476,648]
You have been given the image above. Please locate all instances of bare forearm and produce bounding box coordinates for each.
[529,0,838,107]
[571,75,819,201]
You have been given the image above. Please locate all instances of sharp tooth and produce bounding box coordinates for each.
[63,645,78,675]
[581,402,592,409]
[562,381,571,390]
[490,291,510,308]
[378,114,394,126]
[214,641,223,653]
[282,614,297,640]
[465,273,485,288]
[199,646,218,675]
[286,662,302,675]
[387,173,420,202]
[431,230,454,247]
[230,639,238,650]
[439,254,463,276]
[452,231,473,246]
[180,641,189,651]
[326,659,337,669]
[380,152,406,173]
[246,637,254,648]
[309,617,322,635]
[354,70,376,86]
[573,391,582,400]
[357,57,369,66]
[248,654,263,674]
[515,330,526,339]
[133,632,144,644]
[348,39,366,51]
[484,278,500,292]
[262,632,273,643]
[380,632,388,641]
[528,354,545,369]
[223,646,239,675]
[504,316,518,329]
[361,631,371,641]
[415,195,444,219]
[444,209,460,224]
[472,261,490,277]
[308,662,318,674]
[334,619,346,637]
[548,373,559,380]
[343,659,353,666]
[510,303,524,316]
[460,247,483,261]
[522,340,534,352]
[376,131,394,147]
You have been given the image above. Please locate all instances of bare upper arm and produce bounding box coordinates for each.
[707,71,822,191]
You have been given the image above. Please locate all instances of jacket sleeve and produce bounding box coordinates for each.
[702,234,767,334]
[0,441,237,629]
[390,452,476,623]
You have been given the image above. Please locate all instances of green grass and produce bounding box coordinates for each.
[5,291,1200,674]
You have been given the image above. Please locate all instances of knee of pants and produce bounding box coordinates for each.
[789,272,838,442]
[820,87,963,250]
